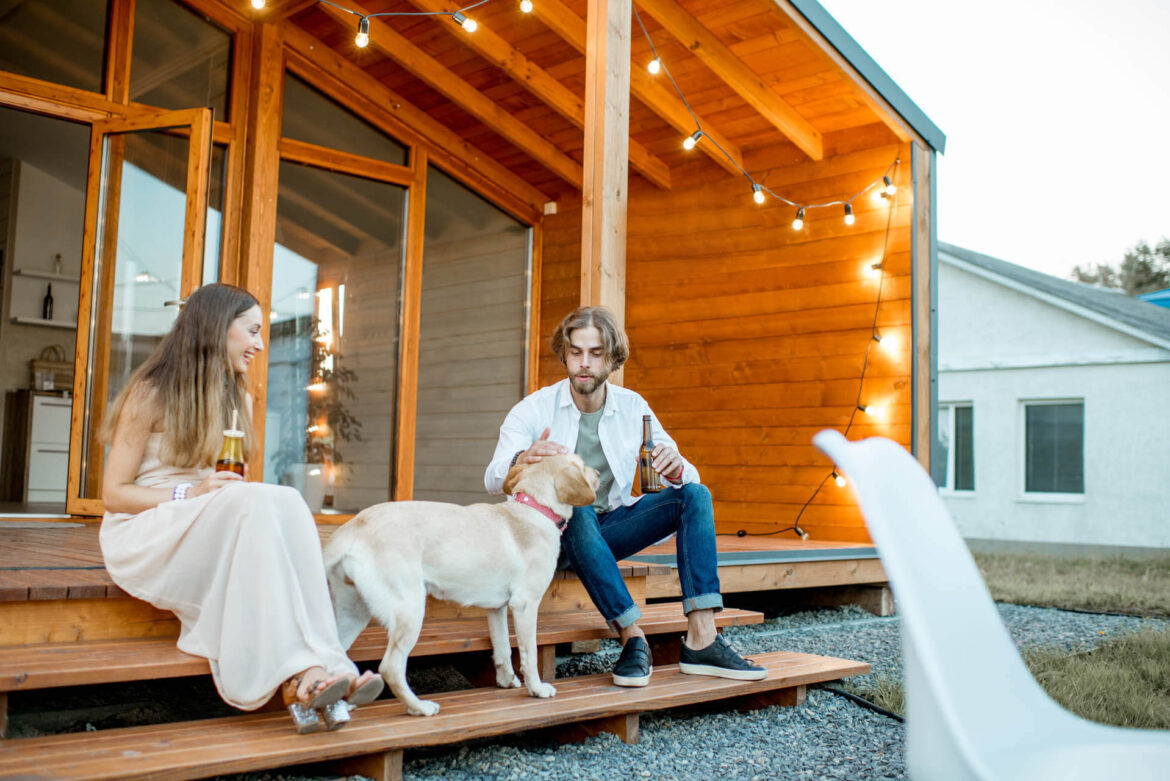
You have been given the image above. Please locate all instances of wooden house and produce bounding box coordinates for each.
[0,0,942,775]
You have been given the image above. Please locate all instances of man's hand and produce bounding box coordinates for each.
[652,444,685,482]
[518,427,569,465]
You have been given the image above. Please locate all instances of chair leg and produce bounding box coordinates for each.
[335,750,403,781]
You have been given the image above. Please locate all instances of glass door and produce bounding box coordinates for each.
[66,108,213,516]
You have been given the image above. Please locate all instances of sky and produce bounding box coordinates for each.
[816,0,1170,279]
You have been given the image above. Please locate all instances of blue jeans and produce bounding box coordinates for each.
[561,483,723,630]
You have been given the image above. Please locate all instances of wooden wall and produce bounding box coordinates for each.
[541,125,914,542]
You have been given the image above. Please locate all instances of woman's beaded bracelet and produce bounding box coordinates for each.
[172,482,194,502]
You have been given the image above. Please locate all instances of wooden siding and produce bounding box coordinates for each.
[540,125,911,542]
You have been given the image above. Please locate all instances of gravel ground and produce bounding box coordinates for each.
[12,604,1164,781]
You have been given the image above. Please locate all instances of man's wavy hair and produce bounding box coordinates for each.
[551,306,629,372]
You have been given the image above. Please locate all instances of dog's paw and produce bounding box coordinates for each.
[527,681,556,699]
[496,670,522,689]
[407,699,441,717]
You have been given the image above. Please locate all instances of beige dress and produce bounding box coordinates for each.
[100,433,357,710]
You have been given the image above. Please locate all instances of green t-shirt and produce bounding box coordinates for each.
[575,409,615,513]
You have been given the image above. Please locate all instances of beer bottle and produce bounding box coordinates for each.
[639,414,662,494]
[215,410,245,476]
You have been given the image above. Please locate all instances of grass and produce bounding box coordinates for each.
[972,552,1170,617]
[840,553,1170,728]
[844,627,1170,729]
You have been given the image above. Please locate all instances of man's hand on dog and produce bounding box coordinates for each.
[519,427,569,464]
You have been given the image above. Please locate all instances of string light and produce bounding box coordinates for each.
[833,471,847,488]
[648,57,661,74]
[520,0,534,12]
[884,176,897,196]
[791,208,805,231]
[843,203,855,225]
[251,0,265,8]
[452,12,478,32]
[682,130,702,150]
[355,16,369,47]
[752,183,765,205]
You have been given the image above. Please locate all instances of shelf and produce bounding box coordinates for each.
[12,269,80,283]
[11,317,77,330]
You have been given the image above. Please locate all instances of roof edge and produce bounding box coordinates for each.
[939,250,1170,353]
[784,0,946,153]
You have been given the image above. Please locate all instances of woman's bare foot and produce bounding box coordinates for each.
[346,670,384,706]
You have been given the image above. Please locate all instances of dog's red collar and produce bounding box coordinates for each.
[513,492,569,533]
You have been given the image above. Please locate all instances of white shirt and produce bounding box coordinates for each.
[484,378,700,510]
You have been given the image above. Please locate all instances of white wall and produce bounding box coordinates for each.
[938,261,1170,549]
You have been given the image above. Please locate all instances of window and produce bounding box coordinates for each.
[937,404,974,491]
[1024,401,1084,494]
[131,0,232,119]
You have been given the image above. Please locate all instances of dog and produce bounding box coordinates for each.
[323,452,600,716]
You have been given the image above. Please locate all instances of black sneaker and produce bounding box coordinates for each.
[612,636,652,687]
[679,634,767,681]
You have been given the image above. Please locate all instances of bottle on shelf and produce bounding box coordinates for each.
[638,414,662,494]
[215,409,246,476]
[42,284,53,321]
[53,253,62,275]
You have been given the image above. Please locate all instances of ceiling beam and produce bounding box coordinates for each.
[533,0,744,176]
[316,0,583,190]
[401,0,669,189]
[256,0,319,23]
[635,0,823,161]
[282,23,547,222]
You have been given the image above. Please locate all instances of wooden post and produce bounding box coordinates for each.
[335,750,404,781]
[237,21,285,477]
[580,0,631,380]
[911,145,933,473]
[394,149,428,501]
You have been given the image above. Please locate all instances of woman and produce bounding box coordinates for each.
[100,283,381,733]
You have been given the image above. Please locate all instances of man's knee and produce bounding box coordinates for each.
[564,505,601,541]
[679,483,712,508]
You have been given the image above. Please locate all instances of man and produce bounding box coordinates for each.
[485,306,765,686]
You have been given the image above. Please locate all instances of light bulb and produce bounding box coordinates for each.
[860,404,883,420]
[682,130,702,150]
[648,57,661,74]
[878,332,897,352]
[884,175,896,196]
[866,261,883,278]
[752,184,765,205]
[520,0,534,11]
[833,471,847,488]
[251,0,265,8]
[453,12,477,32]
[843,203,855,225]
[791,207,805,231]
[355,17,370,47]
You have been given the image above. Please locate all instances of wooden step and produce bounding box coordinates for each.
[0,603,764,693]
[0,650,869,781]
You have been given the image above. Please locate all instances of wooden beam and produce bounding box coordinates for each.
[256,0,318,22]
[580,0,630,354]
[401,0,669,189]
[278,137,415,186]
[316,0,583,190]
[237,21,286,479]
[281,23,545,223]
[394,149,428,501]
[104,0,134,104]
[533,0,744,176]
[911,145,931,472]
[635,0,823,161]
[768,0,917,146]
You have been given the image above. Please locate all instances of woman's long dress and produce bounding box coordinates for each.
[100,433,357,710]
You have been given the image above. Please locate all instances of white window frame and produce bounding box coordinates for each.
[938,402,975,495]
[1017,398,1085,503]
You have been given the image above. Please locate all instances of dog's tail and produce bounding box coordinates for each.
[325,545,375,650]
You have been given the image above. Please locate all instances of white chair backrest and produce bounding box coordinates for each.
[812,430,1076,769]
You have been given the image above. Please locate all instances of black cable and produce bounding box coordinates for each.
[816,685,905,723]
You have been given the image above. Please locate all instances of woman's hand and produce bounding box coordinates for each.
[190,470,244,498]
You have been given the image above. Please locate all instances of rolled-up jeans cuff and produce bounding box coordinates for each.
[682,593,723,614]
[608,603,642,632]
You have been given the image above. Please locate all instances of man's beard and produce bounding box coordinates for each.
[570,370,608,395]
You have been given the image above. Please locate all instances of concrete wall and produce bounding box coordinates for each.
[938,260,1170,549]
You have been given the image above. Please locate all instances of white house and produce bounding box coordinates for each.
[937,243,1170,554]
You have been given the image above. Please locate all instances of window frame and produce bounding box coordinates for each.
[938,401,975,495]
[1017,398,1086,503]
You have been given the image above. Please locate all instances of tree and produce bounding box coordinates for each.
[1071,239,1170,296]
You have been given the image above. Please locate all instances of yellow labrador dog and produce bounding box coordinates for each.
[323,453,599,716]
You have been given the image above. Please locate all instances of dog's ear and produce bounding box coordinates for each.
[555,462,596,506]
[503,462,524,496]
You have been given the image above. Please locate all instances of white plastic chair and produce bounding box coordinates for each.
[813,429,1170,781]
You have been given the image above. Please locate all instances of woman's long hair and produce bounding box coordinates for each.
[103,283,259,468]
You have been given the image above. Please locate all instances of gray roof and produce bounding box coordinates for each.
[788,0,946,153]
[939,242,1170,346]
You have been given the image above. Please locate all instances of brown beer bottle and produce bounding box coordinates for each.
[215,411,245,476]
[639,414,662,493]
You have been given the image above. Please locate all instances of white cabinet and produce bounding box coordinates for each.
[1,390,72,504]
